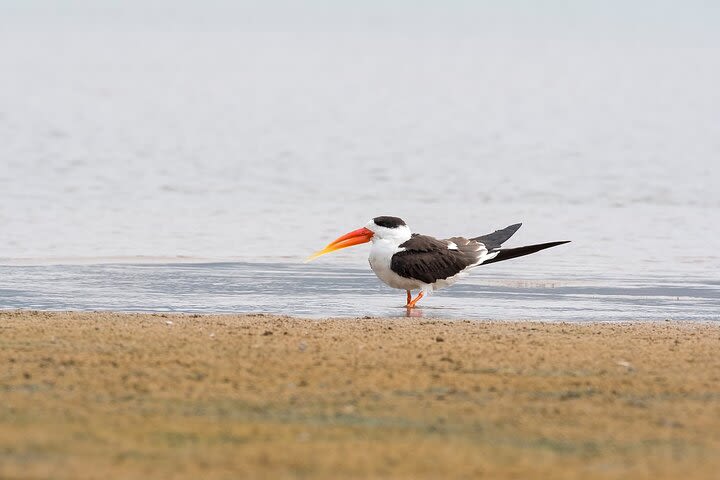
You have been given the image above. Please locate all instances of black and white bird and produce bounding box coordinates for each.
[307,216,569,308]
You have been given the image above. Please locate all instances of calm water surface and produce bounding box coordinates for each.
[1,3,719,319]
[1,262,718,321]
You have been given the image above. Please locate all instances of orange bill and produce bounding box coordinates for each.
[305,227,374,262]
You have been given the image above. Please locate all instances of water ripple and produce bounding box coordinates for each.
[1,262,718,321]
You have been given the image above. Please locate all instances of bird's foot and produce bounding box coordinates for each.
[405,292,424,308]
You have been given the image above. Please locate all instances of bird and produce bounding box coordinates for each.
[306,216,569,308]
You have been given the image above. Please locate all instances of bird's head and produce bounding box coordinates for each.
[306,216,411,261]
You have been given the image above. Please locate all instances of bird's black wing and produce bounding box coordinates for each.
[391,235,485,284]
[472,223,522,250]
[481,241,570,265]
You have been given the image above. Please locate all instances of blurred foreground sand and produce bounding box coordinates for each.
[1,311,719,479]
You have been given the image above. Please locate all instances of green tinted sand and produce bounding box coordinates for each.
[1,311,719,479]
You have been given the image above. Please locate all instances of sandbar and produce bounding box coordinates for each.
[1,311,719,479]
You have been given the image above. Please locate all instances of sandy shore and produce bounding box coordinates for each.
[1,311,719,479]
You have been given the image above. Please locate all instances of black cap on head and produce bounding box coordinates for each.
[373,216,406,229]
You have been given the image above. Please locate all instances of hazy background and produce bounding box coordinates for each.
[2,1,719,278]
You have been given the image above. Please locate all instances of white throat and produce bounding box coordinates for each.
[366,224,421,290]
[365,222,412,245]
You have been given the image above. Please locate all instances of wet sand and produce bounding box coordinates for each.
[1,311,719,479]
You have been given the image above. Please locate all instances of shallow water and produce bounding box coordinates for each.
[1,262,718,321]
[1,3,719,319]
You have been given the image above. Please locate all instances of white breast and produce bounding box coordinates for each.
[368,239,425,291]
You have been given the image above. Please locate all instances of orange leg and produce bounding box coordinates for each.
[406,291,425,308]
[406,290,412,305]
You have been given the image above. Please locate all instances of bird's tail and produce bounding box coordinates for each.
[481,241,570,265]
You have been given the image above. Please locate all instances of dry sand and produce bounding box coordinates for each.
[1,311,719,479]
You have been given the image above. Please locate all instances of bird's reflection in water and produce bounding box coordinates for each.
[405,307,424,318]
